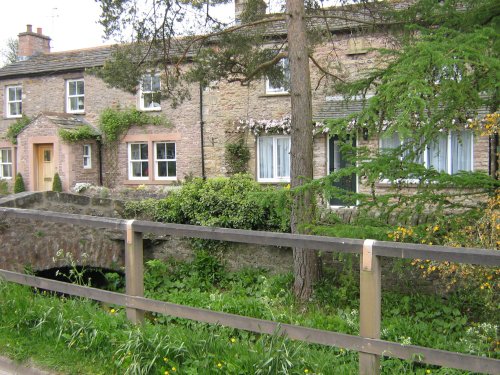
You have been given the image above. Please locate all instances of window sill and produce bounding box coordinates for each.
[5,115,22,119]
[66,111,85,115]
[124,179,177,185]
[260,92,290,98]
[139,107,162,112]
[257,179,290,184]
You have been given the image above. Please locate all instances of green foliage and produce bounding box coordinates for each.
[0,180,8,195]
[225,138,251,175]
[0,255,497,374]
[332,0,499,144]
[13,173,25,193]
[59,125,99,143]
[6,115,31,145]
[99,107,169,143]
[124,174,291,232]
[52,173,62,192]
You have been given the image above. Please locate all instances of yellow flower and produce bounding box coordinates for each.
[433,225,439,232]
[217,363,223,368]
[164,372,169,375]
[171,367,176,372]
[426,370,431,374]
[163,357,168,362]
[304,369,310,374]
[230,337,236,343]
[284,184,291,190]
[110,308,116,314]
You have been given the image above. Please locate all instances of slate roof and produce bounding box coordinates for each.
[0,46,114,79]
[314,99,366,121]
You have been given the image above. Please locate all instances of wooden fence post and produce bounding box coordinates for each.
[125,219,144,324]
[359,239,381,375]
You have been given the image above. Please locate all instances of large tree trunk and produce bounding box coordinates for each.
[286,0,321,301]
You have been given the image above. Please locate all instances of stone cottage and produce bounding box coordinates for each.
[0,5,493,206]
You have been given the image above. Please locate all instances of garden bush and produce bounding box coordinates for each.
[13,173,25,193]
[125,174,291,232]
[52,173,63,192]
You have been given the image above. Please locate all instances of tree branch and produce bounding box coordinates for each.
[308,54,345,83]
[227,51,288,85]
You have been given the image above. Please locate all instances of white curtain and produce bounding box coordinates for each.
[259,137,273,179]
[451,131,472,173]
[428,134,448,172]
[276,137,290,178]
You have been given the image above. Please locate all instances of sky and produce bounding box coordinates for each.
[0,0,109,52]
[0,0,235,54]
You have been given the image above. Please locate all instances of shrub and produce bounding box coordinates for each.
[0,180,9,195]
[124,174,291,232]
[6,115,31,145]
[52,173,62,192]
[13,173,25,193]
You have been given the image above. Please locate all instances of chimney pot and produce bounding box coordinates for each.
[37,27,42,34]
[18,24,51,60]
[27,24,32,33]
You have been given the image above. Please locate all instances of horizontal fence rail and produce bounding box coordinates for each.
[1,207,498,266]
[0,207,499,375]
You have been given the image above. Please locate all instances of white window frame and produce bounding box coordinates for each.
[0,148,13,179]
[139,74,161,111]
[66,79,85,113]
[128,143,149,180]
[83,144,92,169]
[257,135,291,183]
[265,58,290,95]
[379,130,473,182]
[6,85,22,118]
[154,142,177,180]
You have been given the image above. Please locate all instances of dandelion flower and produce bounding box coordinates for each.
[230,337,236,343]
[217,363,223,368]
[110,308,116,314]
[171,367,176,372]
[304,369,310,374]
[163,357,168,362]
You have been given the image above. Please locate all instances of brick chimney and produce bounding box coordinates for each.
[18,24,51,60]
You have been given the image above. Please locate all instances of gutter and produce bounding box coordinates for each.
[199,83,206,180]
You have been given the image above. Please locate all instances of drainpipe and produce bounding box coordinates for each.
[97,138,103,186]
[199,83,206,180]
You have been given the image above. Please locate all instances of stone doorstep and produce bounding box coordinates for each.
[0,356,53,375]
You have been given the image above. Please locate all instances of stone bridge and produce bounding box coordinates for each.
[0,192,125,272]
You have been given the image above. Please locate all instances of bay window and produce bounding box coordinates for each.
[380,130,473,175]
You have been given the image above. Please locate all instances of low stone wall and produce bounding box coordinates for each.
[0,192,438,296]
[0,192,125,272]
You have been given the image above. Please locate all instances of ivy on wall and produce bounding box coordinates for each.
[6,115,31,145]
[59,125,100,143]
[99,108,170,143]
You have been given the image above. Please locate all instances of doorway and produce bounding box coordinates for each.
[328,136,357,206]
[36,144,54,191]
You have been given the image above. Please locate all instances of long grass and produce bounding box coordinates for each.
[0,255,497,374]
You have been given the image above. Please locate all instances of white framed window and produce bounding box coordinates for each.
[154,142,176,179]
[266,58,290,95]
[139,74,161,111]
[6,86,22,118]
[380,130,473,175]
[66,79,85,113]
[83,144,91,169]
[257,135,290,182]
[128,143,149,180]
[0,148,13,179]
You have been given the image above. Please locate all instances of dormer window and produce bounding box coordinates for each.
[139,74,161,111]
[266,58,290,95]
[6,86,22,118]
[66,79,85,113]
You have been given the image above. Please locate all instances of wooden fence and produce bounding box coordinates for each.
[0,207,499,375]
